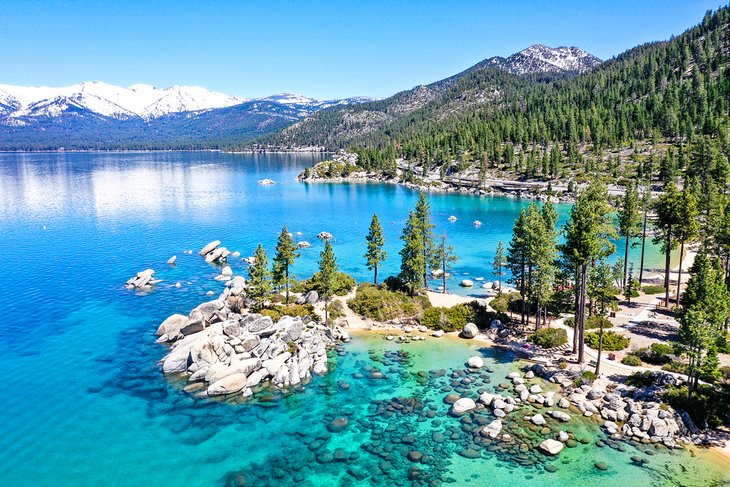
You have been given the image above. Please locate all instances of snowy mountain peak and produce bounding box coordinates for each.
[486,45,601,75]
[0,82,377,122]
[0,82,248,120]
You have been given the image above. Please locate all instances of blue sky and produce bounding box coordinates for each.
[0,1,724,99]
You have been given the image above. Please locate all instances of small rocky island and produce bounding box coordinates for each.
[156,287,349,399]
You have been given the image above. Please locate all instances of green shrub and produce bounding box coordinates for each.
[664,385,729,428]
[419,302,492,331]
[584,331,629,351]
[585,315,613,329]
[642,285,666,295]
[574,370,597,386]
[621,354,642,366]
[634,343,675,365]
[260,304,314,322]
[558,360,569,370]
[348,284,427,322]
[626,371,656,387]
[650,343,675,356]
[325,300,345,324]
[489,292,520,314]
[662,360,688,375]
[528,328,568,348]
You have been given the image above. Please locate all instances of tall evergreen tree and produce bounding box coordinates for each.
[414,192,437,289]
[433,233,458,293]
[563,180,616,363]
[492,241,506,293]
[272,225,300,305]
[617,181,642,290]
[507,209,528,325]
[653,182,683,306]
[637,181,653,285]
[399,210,426,295]
[674,187,700,305]
[364,213,387,284]
[317,240,339,326]
[679,253,730,396]
[247,244,271,310]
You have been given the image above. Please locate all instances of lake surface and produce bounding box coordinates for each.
[0,151,724,486]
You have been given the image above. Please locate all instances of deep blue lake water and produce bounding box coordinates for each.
[0,151,725,486]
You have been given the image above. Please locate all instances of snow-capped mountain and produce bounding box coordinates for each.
[0,81,248,121]
[0,82,377,149]
[485,44,601,75]
[0,82,378,123]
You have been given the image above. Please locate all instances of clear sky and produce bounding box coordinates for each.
[0,1,725,99]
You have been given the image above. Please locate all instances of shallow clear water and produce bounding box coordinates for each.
[0,151,722,486]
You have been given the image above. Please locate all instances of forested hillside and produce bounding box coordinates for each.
[260,7,730,188]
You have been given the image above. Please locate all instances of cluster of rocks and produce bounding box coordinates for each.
[258,178,275,186]
[199,240,230,264]
[156,292,349,398]
[530,364,697,448]
[316,231,332,240]
[125,268,160,290]
[296,241,311,249]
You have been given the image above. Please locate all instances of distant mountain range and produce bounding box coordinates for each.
[256,44,602,150]
[0,44,600,150]
[0,82,377,150]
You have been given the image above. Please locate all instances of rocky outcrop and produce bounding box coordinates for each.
[125,269,160,290]
[157,290,347,398]
[316,232,332,240]
[199,240,230,265]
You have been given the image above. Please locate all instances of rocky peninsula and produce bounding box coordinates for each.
[156,277,350,399]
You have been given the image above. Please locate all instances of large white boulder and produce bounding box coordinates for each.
[156,313,187,338]
[539,439,564,455]
[467,356,484,368]
[207,373,248,396]
[451,397,477,415]
[482,420,502,438]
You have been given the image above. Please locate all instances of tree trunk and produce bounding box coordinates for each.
[676,241,685,306]
[572,268,580,354]
[535,300,541,332]
[664,229,672,307]
[520,255,526,326]
[324,297,329,327]
[623,234,630,291]
[374,265,378,285]
[578,264,588,364]
[595,320,604,375]
[639,211,648,284]
[442,273,447,294]
[285,266,290,305]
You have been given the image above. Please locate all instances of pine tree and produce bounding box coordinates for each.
[679,253,730,395]
[653,182,683,306]
[434,233,458,293]
[317,240,339,326]
[674,187,700,305]
[399,210,426,295]
[247,244,271,310]
[617,181,641,290]
[364,213,387,284]
[637,181,653,285]
[563,180,616,363]
[272,225,300,305]
[492,241,506,293]
[507,209,528,325]
[414,192,437,289]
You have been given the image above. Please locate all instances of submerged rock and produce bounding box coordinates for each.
[539,439,564,455]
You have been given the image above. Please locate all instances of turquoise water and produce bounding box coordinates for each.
[0,151,720,486]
